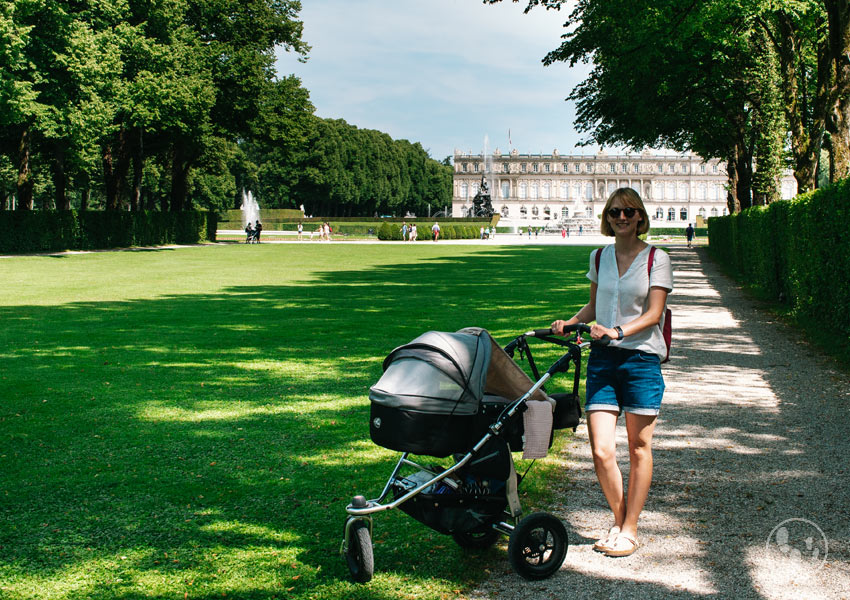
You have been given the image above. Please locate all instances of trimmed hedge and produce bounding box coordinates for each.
[0,210,217,254]
[708,180,850,356]
[376,222,480,241]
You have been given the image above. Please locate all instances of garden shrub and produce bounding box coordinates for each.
[376,222,393,240]
[0,210,216,254]
[708,179,850,357]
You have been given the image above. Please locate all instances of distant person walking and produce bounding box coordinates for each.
[402,221,409,241]
[431,222,441,241]
[410,223,417,241]
[297,222,303,241]
[254,220,262,243]
[245,223,254,244]
[685,223,695,248]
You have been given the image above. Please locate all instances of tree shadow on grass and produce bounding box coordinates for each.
[0,245,596,599]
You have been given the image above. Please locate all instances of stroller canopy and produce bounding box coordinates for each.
[370,328,546,417]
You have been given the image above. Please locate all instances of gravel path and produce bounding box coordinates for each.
[471,247,850,599]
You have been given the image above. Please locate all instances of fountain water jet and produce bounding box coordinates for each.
[240,190,260,228]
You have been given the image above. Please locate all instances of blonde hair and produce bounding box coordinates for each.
[600,187,650,237]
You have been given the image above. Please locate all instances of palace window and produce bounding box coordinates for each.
[501,182,510,199]
[503,162,509,173]
[586,183,594,199]
[530,184,539,199]
[501,205,510,217]
[668,208,676,221]
[698,207,706,219]
[586,206,593,218]
[562,207,569,219]
[700,164,706,173]
[521,163,527,173]
[713,164,719,173]
[545,163,551,173]
[610,163,616,173]
[533,163,539,173]
[668,164,675,173]
[462,163,468,172]
[544,206,551,217]
[657,163,663,173]
[621,163,628,173]
[680,207,688,220]
[461,183,468,198]
[520,205,527,215]
[697,184,706,200]
[563,163,569,172]
[711,207,719,217]
[682,164,688,174]
[532,206,539,216]
[586,163,593,173]
[542,182,551,199]
[573,163,580,173]
[519,183,527,198]
[561,182,569,199]
[655,207,664,220]
[634,163,640,173]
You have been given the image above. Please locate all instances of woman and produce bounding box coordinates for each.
[551,188,673,558]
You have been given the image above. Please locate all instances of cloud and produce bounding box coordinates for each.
[275,0,596,159]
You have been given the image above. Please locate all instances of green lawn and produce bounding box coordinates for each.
[0,243,594,600]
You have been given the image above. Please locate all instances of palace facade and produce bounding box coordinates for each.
[452,148,798,227]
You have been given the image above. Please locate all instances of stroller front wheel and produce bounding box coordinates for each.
[344,520,374,583]
[508,512,568,580]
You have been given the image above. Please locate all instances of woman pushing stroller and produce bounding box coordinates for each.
[551,188,673,558]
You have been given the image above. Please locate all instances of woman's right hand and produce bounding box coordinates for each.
[550,319,570,336]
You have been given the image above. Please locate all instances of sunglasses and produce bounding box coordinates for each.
[607,207,638,219]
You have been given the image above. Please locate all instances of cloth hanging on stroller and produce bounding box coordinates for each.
[369,327,551,457]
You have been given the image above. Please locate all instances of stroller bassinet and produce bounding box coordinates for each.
[369,327,577,457]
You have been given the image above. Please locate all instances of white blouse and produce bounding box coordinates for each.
[587,245,673,358]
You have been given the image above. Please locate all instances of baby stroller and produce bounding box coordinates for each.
[341,324,593,582]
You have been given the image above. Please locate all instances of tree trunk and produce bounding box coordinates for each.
[825,0,850,180]
[103,129,131,210]
[776,12,827,193]
[131,129,143,211]
[53,142,70,210]
[16,128,34,210]
[81,188,90,211]
[169,144,190,212]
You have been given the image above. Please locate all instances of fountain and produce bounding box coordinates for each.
[240,190,260,228]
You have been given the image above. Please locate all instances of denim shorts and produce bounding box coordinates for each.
[585,346,664,416]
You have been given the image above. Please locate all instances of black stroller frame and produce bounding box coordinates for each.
[341,324,594,582]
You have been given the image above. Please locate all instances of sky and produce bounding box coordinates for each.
[274,0,603,162]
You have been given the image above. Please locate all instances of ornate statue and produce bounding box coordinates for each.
[471,174,494,217]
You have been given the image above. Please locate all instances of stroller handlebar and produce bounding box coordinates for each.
[526,324,610,347]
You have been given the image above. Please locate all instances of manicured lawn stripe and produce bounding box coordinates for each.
[0,243,594,599]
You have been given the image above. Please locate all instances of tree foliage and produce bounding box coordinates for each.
[489,0,850,211]
[0,0,449,216]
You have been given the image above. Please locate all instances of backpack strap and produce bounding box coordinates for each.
[594,247,603,276]
[648,245,656,278]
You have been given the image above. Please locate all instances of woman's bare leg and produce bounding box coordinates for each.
[620,412,658,538]
[587,410,626,527]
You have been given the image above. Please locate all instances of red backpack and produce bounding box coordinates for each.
[595,246,672,363]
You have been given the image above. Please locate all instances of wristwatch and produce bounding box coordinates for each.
[614,326,624,340]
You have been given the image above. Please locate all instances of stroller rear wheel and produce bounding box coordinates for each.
[344,520,374,583]
[508,512,568,580]
[452,526,501,550]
